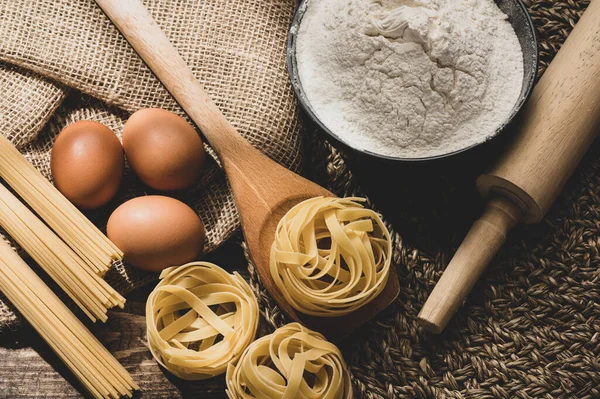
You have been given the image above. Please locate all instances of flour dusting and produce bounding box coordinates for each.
[296,0,524,158]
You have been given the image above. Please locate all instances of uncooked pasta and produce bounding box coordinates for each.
[146,262,259,380]
[0,239,137,399]
[0,134,123,275]
[270,196,391,316]
[226,322,352,399]
[0,183,124,322]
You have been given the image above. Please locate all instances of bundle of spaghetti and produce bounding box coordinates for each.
[0,183,125,322]
[0,239,138,399]
[226,322,352,399]
[0,134,122,275]
[147,262,259,380]
[270,196,392,317]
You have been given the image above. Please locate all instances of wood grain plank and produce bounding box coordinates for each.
[0,236,245,398]
[0,289,235,398]
[0,305,228,398]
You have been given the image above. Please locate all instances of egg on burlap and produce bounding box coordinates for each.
[107,195,206,272]
[50,121,124,209]
[122,108,206,191]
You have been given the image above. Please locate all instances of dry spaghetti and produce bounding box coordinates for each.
[226,322,352,399]
[270,197,392,317]
[146,262,259,380]
[0,134,123,275]
[0,183,124,322]
[0,239,137,398]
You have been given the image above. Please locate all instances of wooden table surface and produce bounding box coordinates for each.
[0,238,246,399]
[0,158,483,399]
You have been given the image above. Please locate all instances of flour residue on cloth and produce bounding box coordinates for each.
[296,0,524,158]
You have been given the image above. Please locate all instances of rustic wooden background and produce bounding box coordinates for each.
[0,237,246,399]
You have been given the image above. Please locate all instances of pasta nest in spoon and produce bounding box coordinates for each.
[146,261,259,380]
[270,196,392,317]
[226,322,352,399]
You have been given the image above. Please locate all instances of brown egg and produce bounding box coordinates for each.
[122,108,206,191]
[107,195,206,272]
[51,121,124,209]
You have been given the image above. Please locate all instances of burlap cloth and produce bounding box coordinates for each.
[0,0,301,326]
[0,0,598,398]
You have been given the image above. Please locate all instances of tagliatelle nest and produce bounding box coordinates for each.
[226,322,352,399]
[146,262,259,380]
[270,197,392,316]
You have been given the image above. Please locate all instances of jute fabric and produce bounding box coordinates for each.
[0,0,300,326]
[0,0,598,398]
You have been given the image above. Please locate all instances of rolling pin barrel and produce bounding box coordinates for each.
[418,0,600,333]
[479,0,600,222]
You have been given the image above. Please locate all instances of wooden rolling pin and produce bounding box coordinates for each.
[417,0,600,334]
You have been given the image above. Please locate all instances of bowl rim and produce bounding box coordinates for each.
[286,0,539,163]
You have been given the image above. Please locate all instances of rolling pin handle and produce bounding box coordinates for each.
[417,196,522,333]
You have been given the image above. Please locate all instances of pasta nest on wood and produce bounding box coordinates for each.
[270,197,392,316]
[226,322,352,399]
[146,261,259,380]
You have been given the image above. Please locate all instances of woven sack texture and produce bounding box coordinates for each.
[245,1,600,398]
[0,0,300,327]
[0,0,599,398]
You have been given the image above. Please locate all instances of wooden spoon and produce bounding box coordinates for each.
[95,0,399,337]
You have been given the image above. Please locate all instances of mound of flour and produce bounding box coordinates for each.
[295,0,524,158]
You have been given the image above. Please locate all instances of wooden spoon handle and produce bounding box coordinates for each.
[94,0,248,156]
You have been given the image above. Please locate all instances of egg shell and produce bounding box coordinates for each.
[107,195,206,272]
[51,121,124,209]
[122,108,206,191]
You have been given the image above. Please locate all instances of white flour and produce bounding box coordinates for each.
[295,0,524,158]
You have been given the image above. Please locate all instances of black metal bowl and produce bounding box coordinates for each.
[287,0,538,164]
